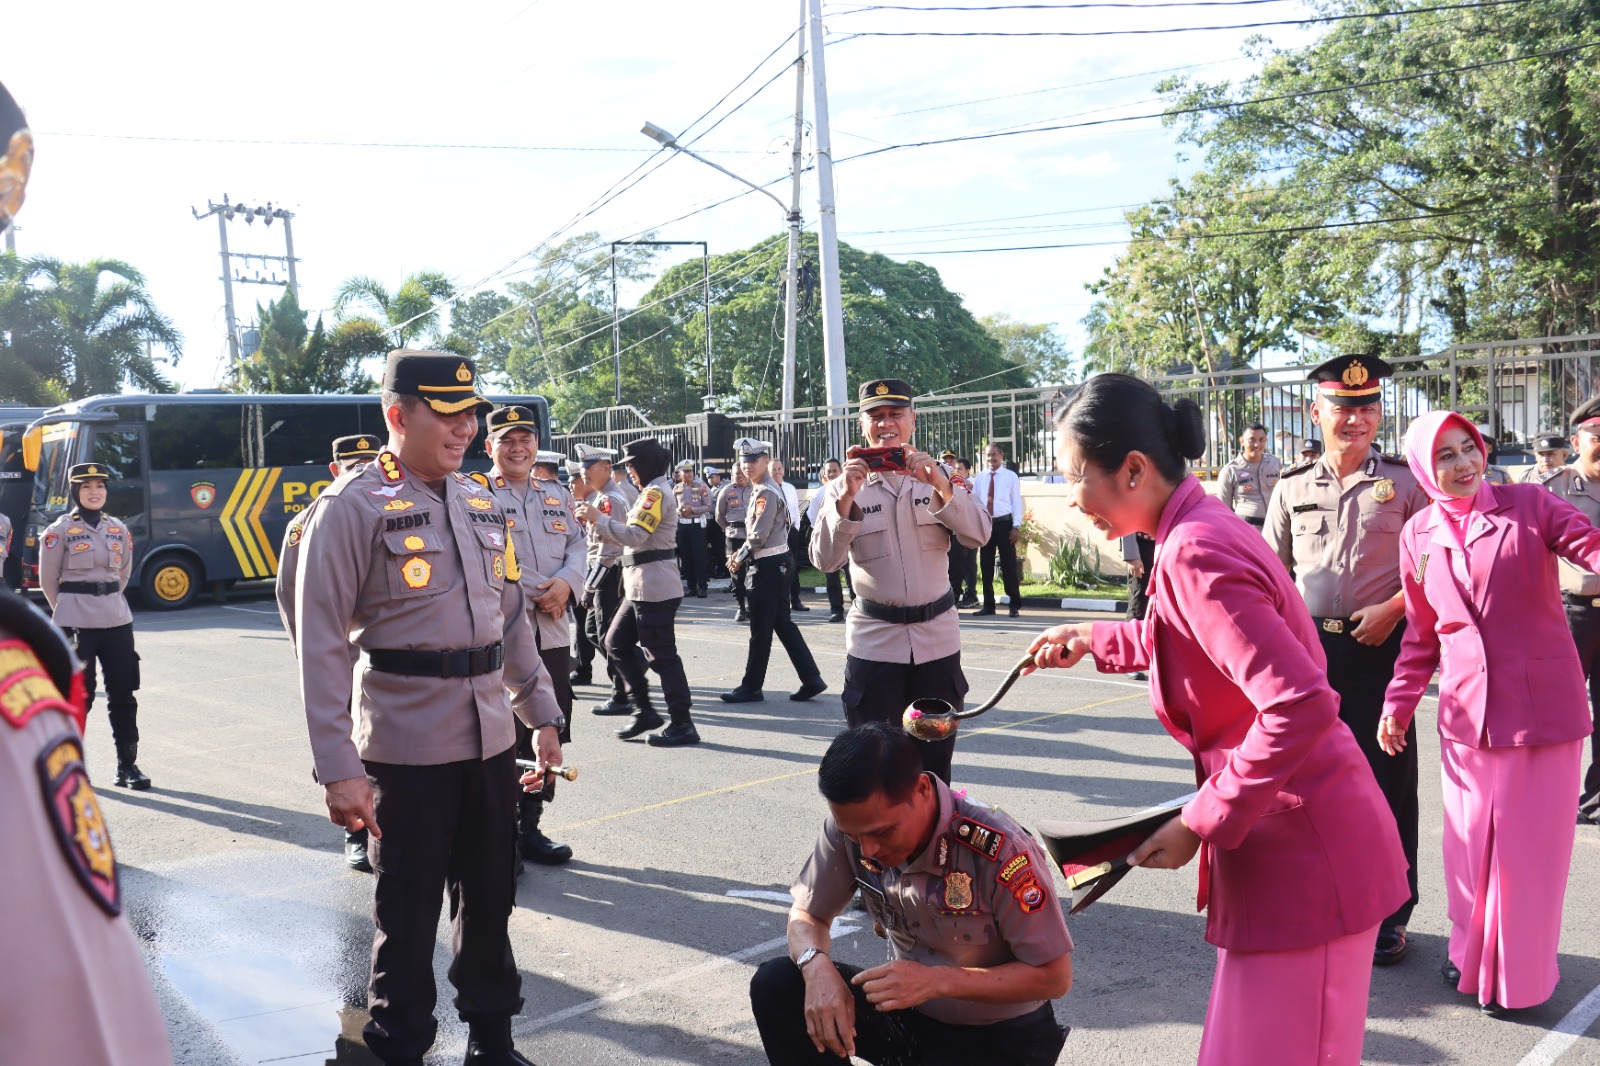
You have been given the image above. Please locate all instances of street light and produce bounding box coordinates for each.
[641,120,804,426]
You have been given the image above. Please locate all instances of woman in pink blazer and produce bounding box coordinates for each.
[1026,374,1408,1066]
[1380,411,1600,1014]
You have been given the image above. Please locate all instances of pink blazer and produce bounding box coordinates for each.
[1091,477,1408,953]
[1383,482,1600,748]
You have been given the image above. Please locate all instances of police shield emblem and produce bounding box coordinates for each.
[37,734,120,915]
[190,481,217,509]
[943,871,974,911]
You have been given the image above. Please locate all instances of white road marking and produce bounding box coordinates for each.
[1516,983,1600,1064]
[727,889,797,904]
[221,605,280,615]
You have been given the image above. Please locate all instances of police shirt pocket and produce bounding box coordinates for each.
[1360,510,1402,533]
[913,504,951,552]
[64,540,96,569]
[382,528,446,599]
[852,518,892,563]
[471,526,508,590]
[1290,512,1328,538]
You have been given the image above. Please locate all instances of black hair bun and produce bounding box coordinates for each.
[1162,399,1207,461]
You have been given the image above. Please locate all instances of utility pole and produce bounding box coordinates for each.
[191,196,301,371]
[781,0,807,426]
[3,223,14,253]
[807,0,850,457]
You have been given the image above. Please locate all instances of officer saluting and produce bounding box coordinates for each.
[290,350,563,1066]
[1264,353,1430,967]
[811,379,991,783]
[721,438,827,704]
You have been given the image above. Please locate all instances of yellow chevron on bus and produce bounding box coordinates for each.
[220,468,283,578]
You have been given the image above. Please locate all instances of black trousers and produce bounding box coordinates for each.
[68,623,140,748]
[708,523,728,579]
[947,542,976,602]
[727,537,749,610]
[572,597,596,676]
[842,651,968,784]
[606,597,693,720]
[363,747,522,1063]
[740,554,822,693]
[750,957,1067,1066]
[677,523,707,591]
[1320,622,1418,928]
[588,566,640,703]
[1127,535,1156,621]
[516,644,572,750]
[1567,603,1600,818]
[980,515,1022,608]
[788,524,808,605]
[825,567,852,613]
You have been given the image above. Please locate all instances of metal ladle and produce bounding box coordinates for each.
[902,653,1036,742]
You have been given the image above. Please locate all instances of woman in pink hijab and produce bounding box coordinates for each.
[1382,410,1600,1014]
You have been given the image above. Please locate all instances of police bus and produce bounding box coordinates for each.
[21,391,551,609]
[0,405,48,589]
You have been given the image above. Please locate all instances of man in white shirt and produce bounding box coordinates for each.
[807,458,853,622]
[771,459,810,611]
[970,444,1024,618]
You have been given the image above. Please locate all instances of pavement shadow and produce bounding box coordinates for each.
[108,786,333,845]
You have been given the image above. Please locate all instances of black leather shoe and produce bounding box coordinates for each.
[519,830,573,866]
[1442,959,1461,989]
[956,597,979,608]
[648,721,702,747]
[1374,926,1407,966]
[591,700,633,716]
[463,1018,537,1064]
[791,679,827,702]
[969,606,996,617]
[719,689,764,703]
[344,835,372,873]
[827,611,844,623]
[697,586,708,598]
[1480,1000,1506,1018]
[616,709,665,739]
[735,608,750,623]
[1131,671,1149,681]
[791,601,811,611]
[114,743,153,790]
[1008,606,1020,617]
[568,671,592,686]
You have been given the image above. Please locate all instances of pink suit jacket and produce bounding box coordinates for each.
[1091,477,1408,953]
[1383,482,1600,748]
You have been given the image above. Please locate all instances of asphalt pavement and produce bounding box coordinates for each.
[85,585,1600,1065]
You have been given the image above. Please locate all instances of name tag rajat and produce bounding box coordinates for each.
[1291,503,1317,514]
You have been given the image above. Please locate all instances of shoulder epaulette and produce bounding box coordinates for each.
[1380,452,1407,465]
[951,814,1005,860]
[1280,462,1315,479]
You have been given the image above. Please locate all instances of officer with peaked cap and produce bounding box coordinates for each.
[812,379,991,784]
[1520,433,1571,483]
[721,438,827,704]
[1534,398,1600,822]
[575,437,700,746]
[674,459,713,597]
[1264,353,1430,966]
[483,406,587,867]
[0,75,175,1066]
[570,444,646,714]
[39,461,148,789]
[717,463,754,623]
[289,350,564,1065]
[277,434,381,871]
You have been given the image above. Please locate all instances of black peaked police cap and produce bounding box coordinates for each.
[1035,794,1194,914]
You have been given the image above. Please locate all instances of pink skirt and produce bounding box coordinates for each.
[1441,737,1581,1010]
[1197,923,1379,1066]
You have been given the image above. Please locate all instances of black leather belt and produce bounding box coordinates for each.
[1564,593,1600,609]
[623,549,677,567]
[1314,617,1352,636]
[368,642,504,678]
[58,580,120,596]
[1242,516,1266,528]
[856,589,956,624]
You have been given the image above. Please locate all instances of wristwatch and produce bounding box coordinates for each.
[796,947,827,970]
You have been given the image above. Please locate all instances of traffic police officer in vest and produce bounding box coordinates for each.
[571,443,646,717]
[674,459,713,598]
[574,437,701,747]
[812,379,992,784]
[0,74,176,1066]
[289,350,564,1066]
[39,461,149,789]
[717,464,753,623]
[721,438,827,704]
[277,433,380,871]
[485,406,587,867]
[1264,353,1430,966]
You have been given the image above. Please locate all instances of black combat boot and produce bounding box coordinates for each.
[462,1017,537,1065]
[517,793,572,865]
[616,697,664,740]
[647,716,701,747]
[114,743,152,790]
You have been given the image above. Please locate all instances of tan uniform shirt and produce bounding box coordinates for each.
[1484,465,1512,486]
[737,479,791,563]
[291,450,560,785]
[594,474,682,602]
[1518,464,1564,485]
[0,625,173,1065]
[613,476,640,507]
[1216,453,1284,520]
[791,776,1073,1026]
[716,483,751,538]
[39,511,134,629]
[812,471,990,663]
[580,486,628,568]
[0,511,11,566]
[1263,448,1430,618]
[1535,467,1600,595]
[675,476,712,524]
[491,471,587,650]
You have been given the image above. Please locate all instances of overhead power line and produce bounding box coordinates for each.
[36,131,766,154]
[836,0,1300,8]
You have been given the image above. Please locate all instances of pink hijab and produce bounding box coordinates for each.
[1404,410,1487,541]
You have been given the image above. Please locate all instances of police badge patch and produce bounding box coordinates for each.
[37,733,121,915]
[942,871,975,912]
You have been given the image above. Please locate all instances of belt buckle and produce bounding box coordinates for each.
[1591,598,1600,609]
[1321,618,1344,635]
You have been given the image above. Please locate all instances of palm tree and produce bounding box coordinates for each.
[229,287,388,394]
[332,270,455,349]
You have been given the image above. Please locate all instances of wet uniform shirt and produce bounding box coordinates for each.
[811,470,990,663]
[290,449,560,785]
[593,474,681,602]
[1263,448,1430,618]
[490,470,587,650]
[1535,467,1600,596]
[1216,453,1283,521]
[38,510,134,629]
[791,776,1073,1025]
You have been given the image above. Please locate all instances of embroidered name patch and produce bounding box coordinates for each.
[632,488,665,533]
[37,733,121,915]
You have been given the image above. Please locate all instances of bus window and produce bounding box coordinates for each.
[90,427,146,523]
[32,424,79,517]
[148,403,246,470]
[261,403,368,466]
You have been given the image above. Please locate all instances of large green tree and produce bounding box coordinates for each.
[228,287,386,394]
[979,313,1075,387]
[333,270,455,349]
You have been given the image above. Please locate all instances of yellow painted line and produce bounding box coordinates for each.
[235,469,273,576]
[251,467,282,574]
[218,471,256,577]
[960,691,1146,738]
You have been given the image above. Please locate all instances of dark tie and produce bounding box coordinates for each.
[987,473,995,516]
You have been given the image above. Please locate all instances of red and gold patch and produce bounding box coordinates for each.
[43,533,58,550]
[382,499,415,512]
[70,541,91,553]
[0,641,75,730]
[400,556,432,590]
[377,451,405,482]
[286,524,304,547]
[492,554,505,580]
[37,733,121,915]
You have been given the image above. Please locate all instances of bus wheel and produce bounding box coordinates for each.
[141,554,200,610]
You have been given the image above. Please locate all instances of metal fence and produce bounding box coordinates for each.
[551,333,1600,483]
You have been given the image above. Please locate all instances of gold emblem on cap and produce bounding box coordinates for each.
[875,382,890,395]
[357,438,370,449]
[507,409,521,421]
[1372,478,1395,503]
[1342,360,1369,388]
[455,362,472,383]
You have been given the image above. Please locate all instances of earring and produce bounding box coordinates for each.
[1129,479,1137,488]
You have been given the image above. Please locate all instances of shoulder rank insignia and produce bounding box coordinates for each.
[377,450,405,483]
[494,475,508,489]
[942,871,975,912]
[952,815,1005,860]
[0,640,76,730]
[38,733,121,915]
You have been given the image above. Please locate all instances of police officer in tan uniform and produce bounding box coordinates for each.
[0,75,175,1066]
[572,444,647,717]
[566,456,600,688]
[722,438,826,704]
[812,379,991,784]
[0,510,12,584]
[276,433,380,871]
[1216,422,1283,528]
[1264,353,1429,966]
[575,437,700,747]
[611,458,640,506]
[750,723,1072,1065]
[674,459,713,598]
[1534,400,1600,822]
[717,464,753,623]
[484,405,587,866]
[290,350,563,1066]
[705,465,729,581]
[39,462,149,789]
[1519,433,1571,483]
